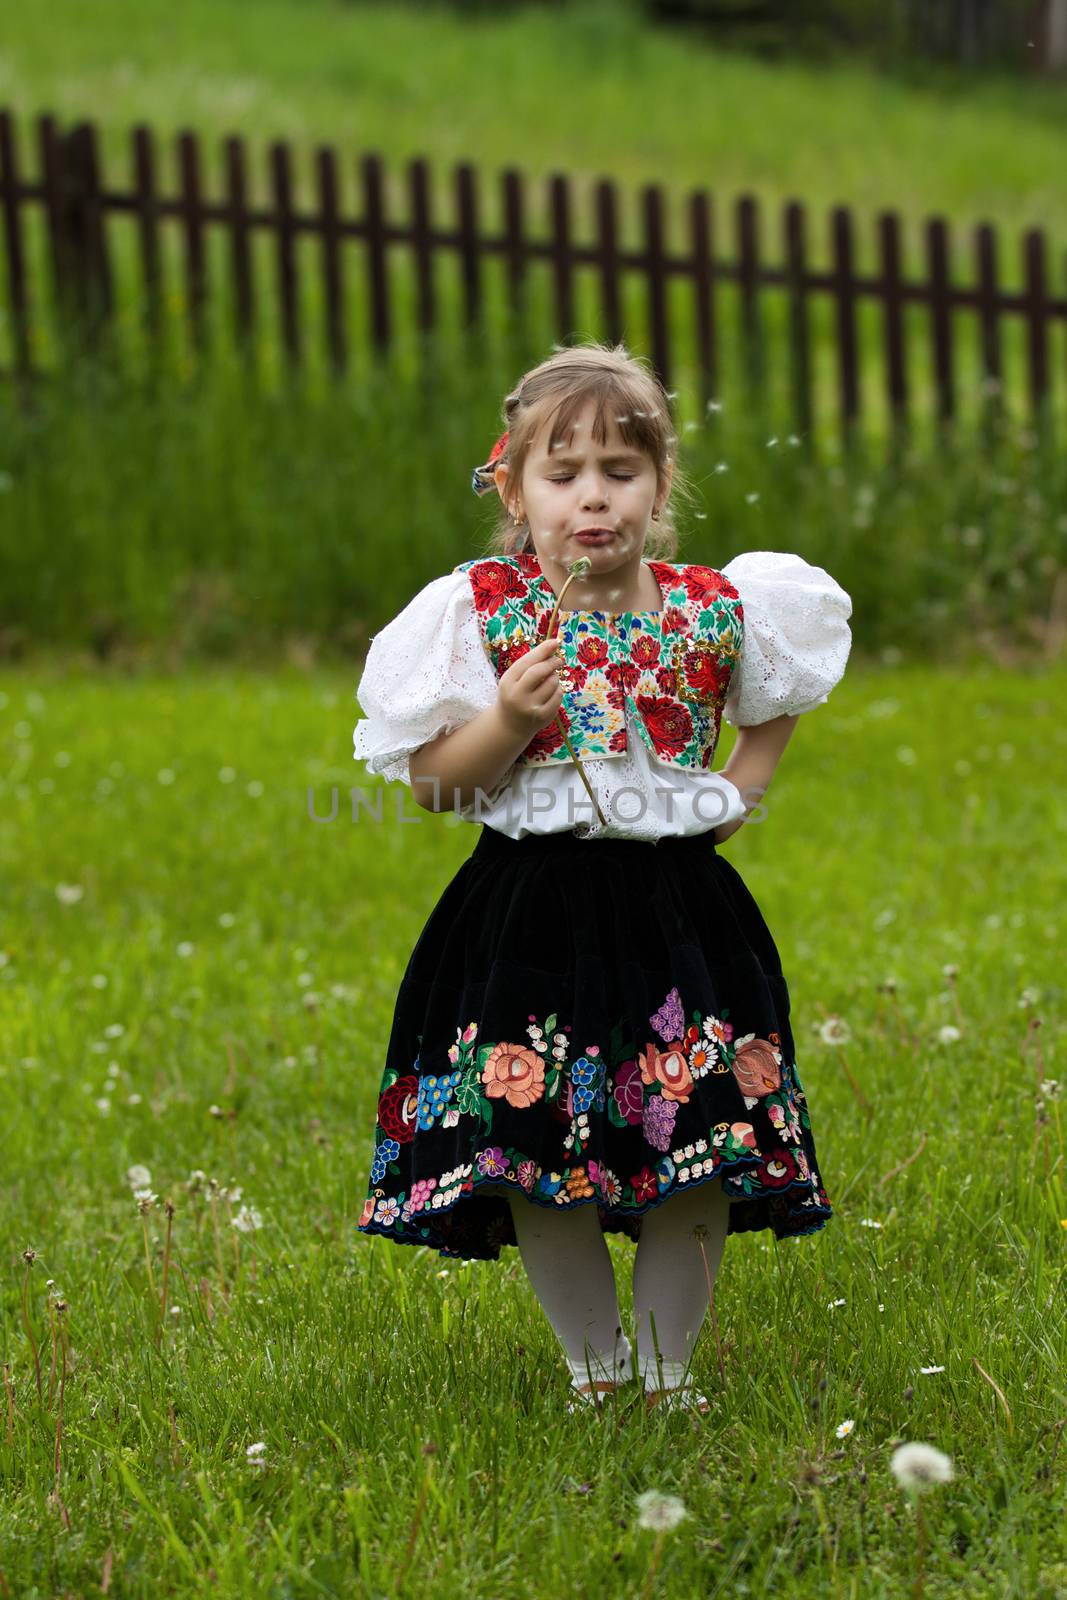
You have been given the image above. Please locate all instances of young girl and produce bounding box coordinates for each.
[353,343,852,1416]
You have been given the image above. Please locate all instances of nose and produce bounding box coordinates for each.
[579,473,610,508]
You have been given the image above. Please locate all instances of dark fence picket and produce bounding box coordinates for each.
[877,210,908,431]
[223,135,255,356]
[1022,227,1049,421]
[688,188,718,416]
[642,183,670,395]
[454,161,479,333]
[410,157,437,338]
[362,152,391,355]
[594,178,622,349]
[783,199,812,444]
[830,205,859,445]
[176,130,208,356]
[270,140,300,367]
[550,173,577,352]
[2,107,1066,453]
[316,145,346,377]
[0,111,31,378]
[132,125,164,347]
[925,215,954,424]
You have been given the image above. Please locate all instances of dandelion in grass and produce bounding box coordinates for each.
[219,911,236,927]
[745,493,760,505]
[231,1205,263,1233]
[635,1490,688,1532]
[634,1490,688,1600]
[104,1024,124,1039]
[91,973,108,989]
[176,942,194,958]
[157,768,175,785]
[835,1418,855,1439]
[55,884,84,905]
[890,1442,955,1598]
[126,1164,152,1189]
[95,1098,111,1113]
[218,767,236,784]
[246,1441,267,1465]
[819,1017,850,1045]
[937,1026,961,1044]
[134,1188,157,1215]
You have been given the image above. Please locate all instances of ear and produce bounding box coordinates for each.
[494,461,522,521]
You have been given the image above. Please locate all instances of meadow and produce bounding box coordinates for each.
[2,2,1067,1593]
[1,656,1066,1596]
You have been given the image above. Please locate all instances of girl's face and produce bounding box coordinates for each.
[495,396,671,596]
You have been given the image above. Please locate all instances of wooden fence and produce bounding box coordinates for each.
[2,106,1066,446]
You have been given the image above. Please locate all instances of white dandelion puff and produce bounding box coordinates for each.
[890,1441,954,1489]
[231,1205,263,1233]
[55,884,84,905]
[937,1026,961,1044]
[635,1490,688,1532]
[134,1188,157,1213]
[819,1016,852,1046]
[126,1164,152,1189]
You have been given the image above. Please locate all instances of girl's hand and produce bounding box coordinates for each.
[498,635,567,736]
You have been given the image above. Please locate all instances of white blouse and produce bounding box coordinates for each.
[352,550,852,842]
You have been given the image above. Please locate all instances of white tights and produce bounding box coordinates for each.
[480,1178,732,1391]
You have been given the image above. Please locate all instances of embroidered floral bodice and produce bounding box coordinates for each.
[452,552,744,773]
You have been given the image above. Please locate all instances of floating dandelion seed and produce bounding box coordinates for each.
[104,1023,124,1039]
[835,1418,856,1439]
[635,1491,688,1532]
[706,399,723,413]
[890,1441,954,1488]
[91,973,108,988]
[126,1164,152,1189]
[176,941,194,958]
[787,434,801,446]
[95,1098,111,1113]
[713,462,728,474]
[919,1364,945,1375]
[766,436,779,447]
[745,493,760,504]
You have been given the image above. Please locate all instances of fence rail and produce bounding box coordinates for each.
[2,106,1066,445]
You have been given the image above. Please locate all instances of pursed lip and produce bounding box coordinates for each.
[574,527,616,536]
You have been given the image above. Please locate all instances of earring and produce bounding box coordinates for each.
[651,508,661,521]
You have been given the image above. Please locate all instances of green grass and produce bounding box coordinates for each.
[2,657,1067,1595]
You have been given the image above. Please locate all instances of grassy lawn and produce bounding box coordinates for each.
[2,657,1065,1595]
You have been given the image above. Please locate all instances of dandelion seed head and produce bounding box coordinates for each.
[231,1205,263,1233]
[635,1490,688,1532]
[126,1164,152,1189]
[890,1441,954,1489]
[819,1016,852,1046]
[937,1025,961,1044]
[134,1188,158,1214]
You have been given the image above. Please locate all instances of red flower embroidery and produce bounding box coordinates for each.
[470,562,528,617]
[377,1075,419,1145]
[635,694,694,760]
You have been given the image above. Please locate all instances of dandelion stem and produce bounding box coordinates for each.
[836,1046,873,1116]
[638,1529,667,1600]
[46,1299,58,1408]
[20,1261,42,1401]
[545,564,607,829]
[911,1492,927,1600]
[158,1202,175,1349]
[140,1213,157,1301]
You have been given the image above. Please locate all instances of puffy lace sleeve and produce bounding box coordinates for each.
[719,550,853,727]
[352,570,498,784]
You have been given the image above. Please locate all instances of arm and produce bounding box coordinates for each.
[713,712,800,845]
[408,703,531,813]
[408,634,566,813]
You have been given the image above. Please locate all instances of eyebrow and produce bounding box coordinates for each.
[541,451,644,466]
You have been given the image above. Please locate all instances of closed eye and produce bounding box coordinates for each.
[549,474,635,483]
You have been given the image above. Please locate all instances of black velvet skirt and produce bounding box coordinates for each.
[357,824,833,1261]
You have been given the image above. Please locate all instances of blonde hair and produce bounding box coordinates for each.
[480,341,696,561]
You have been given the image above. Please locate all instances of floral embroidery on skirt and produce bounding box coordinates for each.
[358,825,832,1261]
